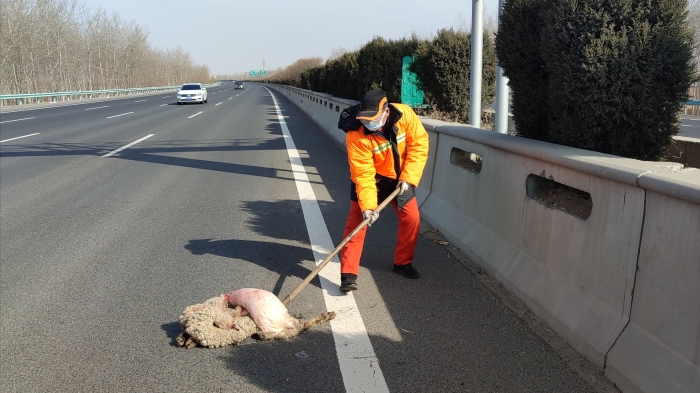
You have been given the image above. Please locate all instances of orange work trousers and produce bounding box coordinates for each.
[340,197,420,276]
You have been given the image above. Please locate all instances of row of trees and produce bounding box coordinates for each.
[269,57,323,87]
[410,29,497,123]
[300,37,422,103]
[269,32,498,125]
[0,0,215,96]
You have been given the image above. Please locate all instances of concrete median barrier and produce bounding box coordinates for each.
[605,169,700,393]
[666,136,700,169]
[416,119,440,207]
[420,125,670,368]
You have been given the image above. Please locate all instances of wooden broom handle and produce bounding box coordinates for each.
[281,187,402,306]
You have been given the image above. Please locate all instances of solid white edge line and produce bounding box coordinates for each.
[215,102,222,106]
[85,106,109,111]
[0,132,40,143]
[265,87,390,393]
[187,111,203,119]
[101,134,154,158]
[106,112,134,119]
[0,117,35,124]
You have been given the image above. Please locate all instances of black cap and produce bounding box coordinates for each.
[357,89,388,120]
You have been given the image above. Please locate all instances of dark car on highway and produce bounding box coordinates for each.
[234,81,244,90]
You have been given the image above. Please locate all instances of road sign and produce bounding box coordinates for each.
[260,70,266,76]
[401,56,426,108]
[250,70,257,76]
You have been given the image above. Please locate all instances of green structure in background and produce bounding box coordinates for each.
[401,56,426,108]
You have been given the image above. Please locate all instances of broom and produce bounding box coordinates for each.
[281,187,401,306]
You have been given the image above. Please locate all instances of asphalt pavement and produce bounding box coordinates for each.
[680,115,700,139]
[0,83,614,392]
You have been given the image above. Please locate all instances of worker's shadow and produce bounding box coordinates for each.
[184,238,321,297]
[184,196,330,297]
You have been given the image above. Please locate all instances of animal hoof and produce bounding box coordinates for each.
[175,333,187,347]
[185,337,197,349]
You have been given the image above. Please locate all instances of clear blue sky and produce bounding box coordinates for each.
[81,0,501,75]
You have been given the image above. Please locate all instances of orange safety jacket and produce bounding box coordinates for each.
[345,103,429,212]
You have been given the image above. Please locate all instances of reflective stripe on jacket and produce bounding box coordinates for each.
[345,103,429,212]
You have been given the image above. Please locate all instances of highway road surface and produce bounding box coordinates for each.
[680,115,700,139]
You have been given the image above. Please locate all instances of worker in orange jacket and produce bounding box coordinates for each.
[339,89,429,292]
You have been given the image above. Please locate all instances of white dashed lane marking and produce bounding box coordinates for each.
[102,134,154,158]
[0,133,40,143]
[0,117,35,124]
[106,112,134,119]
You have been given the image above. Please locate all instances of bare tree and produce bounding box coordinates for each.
[453,11,498,39]
[269,57,323,86]
[0,0,216,100]
[328,47,350,61]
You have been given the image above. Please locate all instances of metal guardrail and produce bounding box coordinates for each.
[0,83,694,108]
[0,82,220,107]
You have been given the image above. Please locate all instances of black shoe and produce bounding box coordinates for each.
[393,263,419,279]
[340,275,357,292]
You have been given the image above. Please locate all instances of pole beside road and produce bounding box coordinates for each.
[470,0,484,129]
[495,0,510,134]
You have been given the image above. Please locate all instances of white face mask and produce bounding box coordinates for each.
[361,109,388,131]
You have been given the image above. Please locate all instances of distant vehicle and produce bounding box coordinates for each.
[177,83,207,104]
[234,81,244,90]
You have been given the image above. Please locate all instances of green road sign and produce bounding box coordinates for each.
[250,70,257,76]
[260,70,266,76]
[401,56,426,108]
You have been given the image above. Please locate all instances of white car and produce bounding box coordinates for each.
[177,83,207,104]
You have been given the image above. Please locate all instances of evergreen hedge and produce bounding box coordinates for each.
[495,0,551,141]
[411,28,497,123]
[300,37,423,102]
[498,0,698,160]
[355,37,423,102]
[324,52,360,99]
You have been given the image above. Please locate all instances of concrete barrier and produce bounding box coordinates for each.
[414,119,440,207]
[420,125,671,368]
[667,136,700,169]
[265,84,700,392]
[606,169,700,393]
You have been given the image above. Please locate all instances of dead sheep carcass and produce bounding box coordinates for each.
[175,288,335,348]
